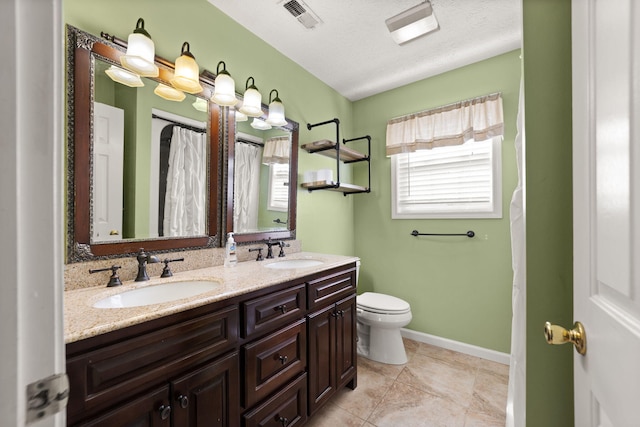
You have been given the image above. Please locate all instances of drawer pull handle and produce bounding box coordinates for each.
[279,355,288,364]
[278,416,289,426]
[275,304,288,314]
[159,404,171,420]
[177,394,189,409]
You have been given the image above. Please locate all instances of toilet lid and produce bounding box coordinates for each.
[357,292,411,314]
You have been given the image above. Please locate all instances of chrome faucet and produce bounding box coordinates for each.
[135,248,160,281]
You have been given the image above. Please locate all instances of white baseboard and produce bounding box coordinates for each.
[401,328,511,365]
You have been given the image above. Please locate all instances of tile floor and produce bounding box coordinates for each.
[306,338,509,427]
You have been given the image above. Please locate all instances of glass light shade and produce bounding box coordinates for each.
[250,117,272,130]
[192,97,208,112]
[211,73,238,106]
[105,65,144,87]
[154,83,186,102]
[121,33,159,77]
[171,43,203,94]
[235,110,248,122]
[266,99,287,126]
[239,88,262,117]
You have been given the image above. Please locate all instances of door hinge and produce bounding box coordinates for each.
[26,373,69,424]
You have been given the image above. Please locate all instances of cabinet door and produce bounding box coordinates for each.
[335,295,357,389]
[306,304,336,416]
[171,351,240,427]
[74,385,171,427]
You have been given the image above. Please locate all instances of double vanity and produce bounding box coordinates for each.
[65,253,358,426]
[64,24,358,426]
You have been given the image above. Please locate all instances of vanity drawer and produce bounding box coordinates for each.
[243,373,307,427]
[307,266,356,310]
[66,305,239,422]
[242,284,306,339]
[243,318,307,408]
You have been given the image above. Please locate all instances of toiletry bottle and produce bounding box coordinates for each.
[224,232,237,267]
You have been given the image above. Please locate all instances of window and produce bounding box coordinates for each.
[267,163,289,212]
[391,137,502,219]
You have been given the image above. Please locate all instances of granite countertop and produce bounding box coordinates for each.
[64,252,359,344]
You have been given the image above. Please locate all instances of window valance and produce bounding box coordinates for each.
[386,92,504,156]
[262,136,290,165]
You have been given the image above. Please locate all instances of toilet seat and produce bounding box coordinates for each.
[357,292,411,315]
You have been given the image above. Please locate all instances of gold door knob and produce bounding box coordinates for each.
[109,230,119,235]
[544,321,587,355]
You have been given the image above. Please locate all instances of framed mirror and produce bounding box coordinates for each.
[66,26,223,260]
[225,108,298,244]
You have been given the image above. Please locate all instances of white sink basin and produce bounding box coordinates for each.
[93,280,219,309]
[265,259,324,269]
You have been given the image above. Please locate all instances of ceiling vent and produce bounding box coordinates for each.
[281,0,323,29]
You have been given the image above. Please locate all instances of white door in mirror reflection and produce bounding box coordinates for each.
[92,102,123,241]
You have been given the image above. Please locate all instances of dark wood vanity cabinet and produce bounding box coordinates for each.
[66,262,357,427]
[306,269,358,415]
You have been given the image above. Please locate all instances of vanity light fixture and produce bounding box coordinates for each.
[192,97,208,112]
[239,77,263,117]
[250,117,272,131]
[154,83,186,102]
[120,18,159,77]
[265,89,287,127]
[211,61,238,106]
[385,1,439,45]
[235,110,248,122]
[105,65,144,87]
[170,42,203,94]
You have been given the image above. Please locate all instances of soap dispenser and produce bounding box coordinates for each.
[224,232,238,267]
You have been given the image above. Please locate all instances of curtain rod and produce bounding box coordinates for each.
[152,114,206,133]
[389,91,502,122]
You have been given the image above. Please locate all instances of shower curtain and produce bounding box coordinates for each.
[233,142,262,232]
[163,126,207,237]
[506,78,526,427]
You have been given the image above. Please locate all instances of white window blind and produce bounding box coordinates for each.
[392,138,502,218]
[267,163,289,212]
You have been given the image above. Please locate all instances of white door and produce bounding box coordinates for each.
[572,0,640,426]
[93,102,124,241]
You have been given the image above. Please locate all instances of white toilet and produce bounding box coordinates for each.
[356,292,412,365]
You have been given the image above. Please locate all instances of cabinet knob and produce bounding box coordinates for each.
[278,416,289,426]
[158,404,171,420]
[276,304,288,314]
[278,355,288,364]
[177,394,189,409]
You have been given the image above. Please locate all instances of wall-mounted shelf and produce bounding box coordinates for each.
[302,118,371,196]
[301,181,368,193]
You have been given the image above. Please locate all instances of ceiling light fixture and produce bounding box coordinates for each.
[105,65,144,87]
[211,61,238,106]
[171,42,203,94]
[239,77,263,117]
[385,1,439,45]
[120,18,159,77]
[265,89,287,127]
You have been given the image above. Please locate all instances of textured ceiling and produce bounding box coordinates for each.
[206,0,522,101]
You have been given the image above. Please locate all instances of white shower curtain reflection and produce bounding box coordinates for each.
[163,126,207,237]
[234,142,262,232]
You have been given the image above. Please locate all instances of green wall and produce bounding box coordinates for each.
[66,0,577,423]
[64,0,356,256]
[351,50,521,353]
[523,0,574,425]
